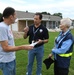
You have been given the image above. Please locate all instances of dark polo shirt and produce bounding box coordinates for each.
[27,24,49,47]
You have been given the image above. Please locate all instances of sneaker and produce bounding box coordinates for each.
[40,74,42,75]
[26,72,28,75]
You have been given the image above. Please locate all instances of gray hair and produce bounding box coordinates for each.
[60,18,72,28]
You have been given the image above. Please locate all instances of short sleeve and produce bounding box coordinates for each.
[43,28,49,39]
[0,27,8,41]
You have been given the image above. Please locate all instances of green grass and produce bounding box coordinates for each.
[0,30,74,75]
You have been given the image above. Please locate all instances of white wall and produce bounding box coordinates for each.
[12,23,18,31]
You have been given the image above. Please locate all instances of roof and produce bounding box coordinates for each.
[16,10,61,21]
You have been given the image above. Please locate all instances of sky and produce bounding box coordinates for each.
[0,0,74,19]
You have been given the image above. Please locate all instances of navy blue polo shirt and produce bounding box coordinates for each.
[27,24,49,47]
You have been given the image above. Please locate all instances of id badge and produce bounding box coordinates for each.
[32,40,34,44]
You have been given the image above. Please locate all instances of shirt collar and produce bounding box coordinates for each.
[63,29,70,35]
[60,29,70,36]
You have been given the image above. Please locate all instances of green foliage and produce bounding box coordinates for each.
[0,13,2,17]
[41,12,51,15]
[41,12,62,18]
[53,12,62,18]
[0,30,74,75]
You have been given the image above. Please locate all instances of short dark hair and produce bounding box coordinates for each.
[0,7,15,22]
[35,13,42,20]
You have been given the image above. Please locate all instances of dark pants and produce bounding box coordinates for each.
[54,60,69,75]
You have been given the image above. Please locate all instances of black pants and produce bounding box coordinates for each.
[54,60,69,75]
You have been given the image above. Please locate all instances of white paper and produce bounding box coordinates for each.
[30,42,38,46]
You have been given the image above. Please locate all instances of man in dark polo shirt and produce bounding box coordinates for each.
[24,13,49,75]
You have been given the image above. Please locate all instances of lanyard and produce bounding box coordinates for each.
[33,27,39,35]
[33,27,39,40]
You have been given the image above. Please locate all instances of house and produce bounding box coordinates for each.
[11,10,61,32]
[72,20,74,28]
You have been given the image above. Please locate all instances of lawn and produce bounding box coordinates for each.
[0,29,74,75]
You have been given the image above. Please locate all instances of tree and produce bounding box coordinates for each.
[41,12,51,15]
[53,13,62,18]
[0,13,2,17]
